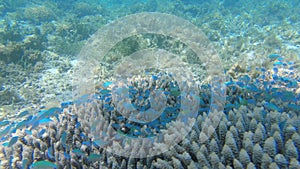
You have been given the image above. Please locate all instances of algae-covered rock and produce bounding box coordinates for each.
[21,49,44,67]
[0,20,23,42]
[0,4,5,15]
[264,33,282,49]
[0,42,24,64]
[73,2,103,17]
[0,87,23,106]
[23,5,56,23]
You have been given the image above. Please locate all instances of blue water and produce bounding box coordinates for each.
[0,0,299,168]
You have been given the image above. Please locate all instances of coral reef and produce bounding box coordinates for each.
[0,0,300,168]
[0,57,299,168]
[0,99,299,168]
[1,0,299,87]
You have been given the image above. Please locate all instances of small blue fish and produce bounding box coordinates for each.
[87,153,102,162]
[72,149,85,156]
[137,95,144,100]
[2,142,9,146]
[289,72,295,76]
[287,104,300,112]
[152,75,158,81]
[199,98,206,105]
[14,120,29,130]
[272,74,278,80]
[29,160,57,169]
[225,103,238,110]
[147,120,160,129]
[8,136,18,147]
[111,123,120,129]
[103,104,110,109]
[129,89,138,95]
[26,115,34,121]
[22,159,30,169]
[0,125,12,138]
[103,81,113,88]
[17,110,29,118]
[47,107,62,116]
[33,108,61,127]
[287,80,298,88]
[31,120,40,129]
[145,128,152,134]
[264,102,280,112]
[277,56,284,61]
[241,75,251,84]
[238,96,247,105]
[61,101,73,109]
[10,128,16,134]
[273,67,278,74]
[164,91,170,95]
[38,118,53,124]
[246,84,260,92]
[268,54,280,60]
[281,91,296,102]
[61,132,67,148]
[38,129,46,138]
[236,81,244,88]
[64,152,71,159]
[280,77,291,83]
[25,129,32,135]
[246,99,256,105]
[100,89,111,95]
[75,122,81,129]
[199,107,210,112]
[82,141,91,147]
[47,147,55,160]
[274,61,283,66]
[0,135,8,142]
[99,96,105,100]
[134,131,142,136]
[93,140,109,148]
[279,119,287,130]
[117,116,125,121]
[105,97,112,103]
[74,94,93,104]
[107,106,114,111]
[80,132,88,139]
[0,120,10,127]
[125,123,133,128]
